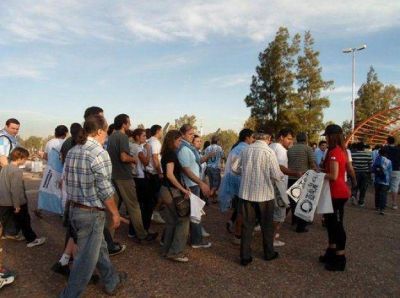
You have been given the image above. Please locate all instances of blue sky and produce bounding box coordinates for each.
[0,0,399,138]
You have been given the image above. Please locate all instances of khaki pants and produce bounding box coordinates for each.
[113,179,147,239]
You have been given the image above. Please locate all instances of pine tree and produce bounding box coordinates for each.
[244,27,300,133]
[290,31,333,142]
[355,66,400,125]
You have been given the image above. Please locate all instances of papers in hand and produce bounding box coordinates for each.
[190,193,206,224]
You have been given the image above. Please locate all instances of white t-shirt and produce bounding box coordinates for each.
[270,142,288,185]
[146,136,162,175]
[45,138,65,153]
[129,142,145,178]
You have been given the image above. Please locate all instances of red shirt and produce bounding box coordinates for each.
[325,146,350,199]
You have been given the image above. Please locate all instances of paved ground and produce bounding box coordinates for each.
[1,174,400,297]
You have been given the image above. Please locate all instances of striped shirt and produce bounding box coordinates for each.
[351,150,372,173]
[235,140,284,202]
[287,143,316,175]
[64,137,114,208]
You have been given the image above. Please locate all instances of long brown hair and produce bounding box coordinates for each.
[161,130,181,157]
[75,115,108,145]
[324,133,347,167]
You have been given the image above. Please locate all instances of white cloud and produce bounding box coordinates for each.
[208,73,251,88]
[0,55,56,79]
[0,0,399,44]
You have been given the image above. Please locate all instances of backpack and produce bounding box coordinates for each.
[372,156,386,183]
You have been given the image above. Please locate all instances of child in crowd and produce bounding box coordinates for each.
[0,147,46,248]
[373,147,392,215]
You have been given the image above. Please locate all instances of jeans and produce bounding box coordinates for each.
[113,179,147,239]
[189,186,204,245]
[159,186,190,256]
[324,199,347,251]
[239,199,275,260]
[375,183,389,210]
[0,204,36,242]
[352,172,370,204]
[60,208,119,298]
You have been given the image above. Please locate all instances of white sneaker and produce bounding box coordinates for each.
[191,242,212,249]
[254,225,261,232]
[201,227,210,237]
[273,240,285,247]
[152,211,166,224]
[392,205,398,210]
[27,237,46,248]
[0,275,15,289]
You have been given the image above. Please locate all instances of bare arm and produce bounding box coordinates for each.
[166,163,190,196]
[280,165,302,178]
[120,152,136,164]
[0,155,8,167]
[182,166,210,197]
[152,154,162,175]
[138,143,151,166]
[325,161,339,181]
[103,196,120,229]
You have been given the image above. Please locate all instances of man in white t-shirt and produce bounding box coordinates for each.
[43,125,69,161]
[145,125,164,224]
[270,129,302,247]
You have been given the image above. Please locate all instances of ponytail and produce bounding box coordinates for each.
[75,115,108,145]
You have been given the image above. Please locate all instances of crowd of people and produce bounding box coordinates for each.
[0,107,399,296]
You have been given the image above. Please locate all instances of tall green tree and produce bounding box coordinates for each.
[289,31,333,143]
[244,27,301,133]
[203,130,238,156]
[169,114,197,131]
[355,66,400,125]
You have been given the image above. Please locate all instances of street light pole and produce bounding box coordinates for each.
[343,44,366,141]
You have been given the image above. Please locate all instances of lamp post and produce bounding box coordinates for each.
[342,45,367,140]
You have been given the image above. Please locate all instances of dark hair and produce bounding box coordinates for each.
[150,125,162,136]
[318,140,327,146]
[277,128,294,138]
[238,128,254,142]
[84,106,103,120]
[296,132,307,143]
[203,140,211,151]
[70,123,82,137]
[145,128,151,139]
[211,135,219,144]
[355,142,366,151]
[373,144,382,151]
[55,125,69,138]
[6,118,20,126]
[9,147,29,161]
[107,124,115,136]
[192,134,201,144]
[161,130,181,157]
[114,114,129,130]
[387,136,395,145]
[379,147,388,157]
[132,128,145,140]
[326,133,346,151]
[75,115,108,145]
[179,124,193,135]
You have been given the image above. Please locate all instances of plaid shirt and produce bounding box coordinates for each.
[64,137,114,208]
[235,140,284,202]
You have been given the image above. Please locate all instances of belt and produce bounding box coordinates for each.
[70,201,105,212]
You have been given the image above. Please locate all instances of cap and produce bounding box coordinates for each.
[322,124,343,136]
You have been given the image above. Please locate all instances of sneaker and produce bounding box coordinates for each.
[392,205,398,210]
[166,254,189,263]
[0,267,15,279]
[358,203,365,208]
[104,271,128,296]
[264,252,279,261]
[127,233,135,239]
[27,237,46,248]
[201,227,210,238]
[151,212,165,224]
[379,210,385,215]
[1,233,25,241]
[351,196,357,206]
[240,257,253,266]
[144,232,158,242]
[0,275,15,289]
[191,242,212,249]
[51,262,70,276]
[273,240,285,247]
[109,244,126,256]
[231,236,241,245]
[254,225,261,232]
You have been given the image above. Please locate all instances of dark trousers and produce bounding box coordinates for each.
[0,204,36,242]
[375,183,389,210]
[352,172,370,204]
[135,177,152,230]
[288,179,307,231]
[324,199,347,251]
[239,199,275,260]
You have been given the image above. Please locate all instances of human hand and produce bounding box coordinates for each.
[158,173,164,179]
[111,212,121,229]
[183,188,191,199]
[200,182,211,198]
[14,207,21,213]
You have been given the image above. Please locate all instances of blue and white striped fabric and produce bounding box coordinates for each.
[0,130,18,158]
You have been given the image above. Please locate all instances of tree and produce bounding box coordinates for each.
[203,130,238,157]
[243,116,259,131]
[341,120,353,139]
[288,31,332,143]
[355,66,400,125]
[169,114,198,131]
[244,27,301,133]
[22,136,44,151]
